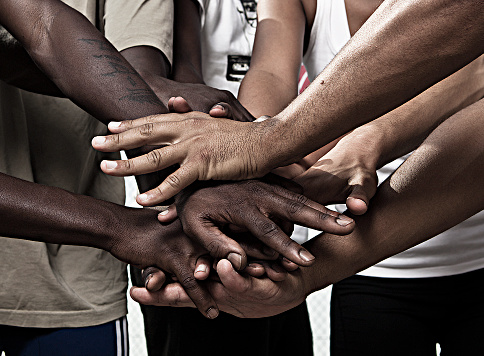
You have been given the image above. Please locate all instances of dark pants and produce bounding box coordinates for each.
[330,269,484,356]
[0,317,128,356]
[131,266,313,356]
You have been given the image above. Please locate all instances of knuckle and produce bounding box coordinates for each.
[206,240,224,257]
[260,221,279,238]
[166,173,181,189]
[113,133,121,146]
[244,180,263,195]
[119,120,131,130]
[122,158,134,172]
[146,150,163,167]
[294,193,309,205]
[197,148,212,165]
[180,274,198,291]
[139,123,155,137]
[317,211,331,221]
[287,201,304,215]
[281,238,294,249]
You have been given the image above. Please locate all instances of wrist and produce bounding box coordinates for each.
[105,206,161,258]
[256,117,307,171]
[336,126,382,170]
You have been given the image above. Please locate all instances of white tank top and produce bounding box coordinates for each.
[305,0,484,278]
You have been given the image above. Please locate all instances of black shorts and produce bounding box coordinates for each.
[330,268,484,356]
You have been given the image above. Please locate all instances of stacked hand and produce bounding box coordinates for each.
[91,113,290,203]
[293,133,379,215]
[143,74,255,122]
[91,90,383,319]
[135,175,354,313]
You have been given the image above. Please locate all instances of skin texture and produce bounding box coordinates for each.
[294,55,484,213]
[130,97,484,317]
[91,0,484,202]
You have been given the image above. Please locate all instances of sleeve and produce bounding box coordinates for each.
[103,0,174,64]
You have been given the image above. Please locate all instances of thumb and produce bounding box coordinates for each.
[168,96,192,113]
[209,102,232,119]
[157,204,178,223]
[346,172,378,215]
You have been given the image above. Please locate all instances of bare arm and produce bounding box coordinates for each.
[172,0,204,84]
[268,0,484,164]
[238,0,305,117]
[294,54,484,213]
[0,26,63,96]
[0,0,167,123]
[91,0,484,201]
[0,0,230,318]
[304,97,484,293]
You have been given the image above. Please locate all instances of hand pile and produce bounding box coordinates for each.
[92,97,380,319]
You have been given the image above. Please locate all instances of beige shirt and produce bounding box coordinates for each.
[0,0,173,328]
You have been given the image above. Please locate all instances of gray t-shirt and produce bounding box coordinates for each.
[0,0,173,328]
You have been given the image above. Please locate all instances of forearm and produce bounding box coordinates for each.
[303,98,484,293]
[0,172,148,251]
[2,0,171,193]
[0,26,62,96]
[238,0,304,117]
[172,0,204,83]
[353,55,484,168]
[0,0,167,124]
[267,0,484,166]
[238,69,298,117]
[121,46,170,80]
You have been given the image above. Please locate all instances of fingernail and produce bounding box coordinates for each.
[144,274,153,289]
[103,160,118,170]
[227,253,243,270]
[212,104,224,111]
[92,136,106,145]
[336,215,354,226]
[195,264,208,274]
[159,208,169,216]
[138,193,149,203]
[207,307,219,319]
[108,121,122,129]
[299,249,315,262]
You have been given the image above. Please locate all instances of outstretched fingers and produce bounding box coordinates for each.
[272,186,355,234]
[98,150,199,204]
[136,164,200,205]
